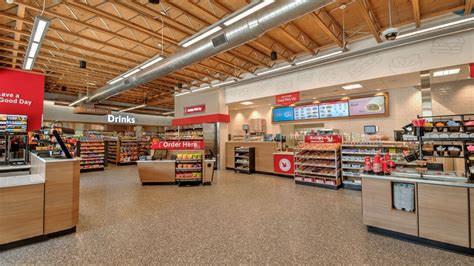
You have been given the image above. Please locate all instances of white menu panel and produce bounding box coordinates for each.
[319,101,349,118]
[294,104,319,120]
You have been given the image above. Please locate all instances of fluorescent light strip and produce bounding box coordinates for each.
[140,56,163,69]
[216,80,235,86]
[181,26,222,48]
[295,50,343,65]
[193,86,211,92]
[397,17,474,39]
[68,96,88,107]
[256,65,292,76]
[175,91,191,97]
[240,101,253,105]
[342,84,363,90]
[162,111,174,115]
[433,68,460,77]
[119,104,146,113]
[123,68,140,78]
[108,77,123,85]
[33,19,48,42]
[223,0,274,26]
[28,43,39,58]
[24,58,34,70]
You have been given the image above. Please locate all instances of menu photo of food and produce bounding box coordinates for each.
[348,95,386,116]
[319,101,349,118]
[294,104,319,120]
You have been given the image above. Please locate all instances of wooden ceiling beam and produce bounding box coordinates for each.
[466,0,473,15]
[356,0,383,43]
[278,26,315,54]
[212,56,251,73]
[310,10,344,47]
[412,0,421,28]
[195,62,240,79]
[247,41,288,62]
[11,5,25,68]
[64,0,179,46]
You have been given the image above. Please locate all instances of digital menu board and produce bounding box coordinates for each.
[272,107,294,122]
[294,104,319,120]
[348,96,386,116]
[319,101,349,118]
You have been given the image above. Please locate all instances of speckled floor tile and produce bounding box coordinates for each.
[1,165,473,264]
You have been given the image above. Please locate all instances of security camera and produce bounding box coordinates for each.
[382,27,400,41]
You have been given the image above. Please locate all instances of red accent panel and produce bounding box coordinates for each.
[304,134,343,143]
[275,92,300,106]
[151,140,204,150]
[470,63,474,78]
[184,104,206,114]
[274,154,294,175]
[172,113,230,126]
[0,69,45,131]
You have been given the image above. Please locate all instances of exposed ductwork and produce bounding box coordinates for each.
[87,0,333,102]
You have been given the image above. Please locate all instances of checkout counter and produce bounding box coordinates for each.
[225,141,294,176]
[0,152,80,250]
[361,170,474,254]
[137,149,215,185]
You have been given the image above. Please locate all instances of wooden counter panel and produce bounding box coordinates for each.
[225,142,279,173]
[471,188,474,248]
[0,184,44,244]
[137,161,175,183]
[362,178,418,236]
[44,161,80,234]
[418,184,469,247]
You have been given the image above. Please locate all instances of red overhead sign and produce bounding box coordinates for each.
[151,140,204,150]
[276,92,300,106]
[304,134,343,143]
[0,69,45,131]
[184,104,206,114]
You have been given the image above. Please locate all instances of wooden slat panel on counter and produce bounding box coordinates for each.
[0,184,44,244]
[225,142,279,173]
[418,184,470,247]
[137,161,175,183]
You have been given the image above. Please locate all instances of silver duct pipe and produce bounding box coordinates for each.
[88,0,333,102]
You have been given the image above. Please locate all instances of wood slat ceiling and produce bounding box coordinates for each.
[0,0,468,112]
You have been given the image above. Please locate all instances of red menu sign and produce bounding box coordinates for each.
[275,92,300,106]
[0,69,45,131]
[184,104,205,114]
[151,140,204,150]
[304,134,343,143]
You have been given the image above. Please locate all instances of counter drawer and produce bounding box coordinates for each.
[418,184,469,248]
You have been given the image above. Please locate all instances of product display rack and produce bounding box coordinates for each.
[78,139,105,172]
[417,113,474,179]
[118,137,139,165]
[106,139,119,164]
[294,143,342,189]
[341,141,418,190]
[138,138,151,157]
[234,147,255,174]
[164,125,204,141]
[175,153,203,184]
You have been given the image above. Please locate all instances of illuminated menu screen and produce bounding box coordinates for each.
[319,101,349,118]
[294,104,319,120]
[348,96,386,116]
[272,107,295,122]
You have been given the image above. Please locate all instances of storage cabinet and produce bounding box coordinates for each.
[362,178,418,236]
[418,184,470,247]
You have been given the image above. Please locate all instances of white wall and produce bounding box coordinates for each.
[224,31,474,104]
[229,105,279,135]
[431,79,474,115]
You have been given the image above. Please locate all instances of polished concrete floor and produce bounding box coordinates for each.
[1,165,474,264]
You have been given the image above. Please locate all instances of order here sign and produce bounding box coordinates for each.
[151,140,204,150]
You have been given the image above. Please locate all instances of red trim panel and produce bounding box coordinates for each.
[172,113,230,126]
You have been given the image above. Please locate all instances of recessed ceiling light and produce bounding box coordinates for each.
[376,88,382,91]
[241,101,253,105]
[433,68,460,77]
[342,84,363,90]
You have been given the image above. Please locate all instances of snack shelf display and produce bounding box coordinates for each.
[119,137,138,164]
[294,143,342,189]
[78,138,105,172]
[138,138,151,157]
[234,147,255,174]
[415,113,474,179]
[106,139,119,164]
[341,141,418,190]
[175,153,203,183]
[0,114,27,133]
[164,125,203,141]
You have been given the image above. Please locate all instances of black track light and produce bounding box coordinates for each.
[177,83,183,89]
[79,60,86,69]
[271,51,277,61]
[149,0,160,4]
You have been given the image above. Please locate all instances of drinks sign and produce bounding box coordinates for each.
[304,134,343,143]
[275,92,300,106]
[184,104,205,114]
[151,140,204,150]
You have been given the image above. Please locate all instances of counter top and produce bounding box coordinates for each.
[31,153,81,163]
[0,174,45,188]
[360,173,474,188]
[137,160,176,163]
[273,151,293,155]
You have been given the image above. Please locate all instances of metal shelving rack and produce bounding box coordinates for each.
[294,143,342,189]
[234,147,255,174]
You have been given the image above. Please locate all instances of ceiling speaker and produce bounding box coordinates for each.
[79,60,86,69]
[271,51,277,61]
[149,0,160,4]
